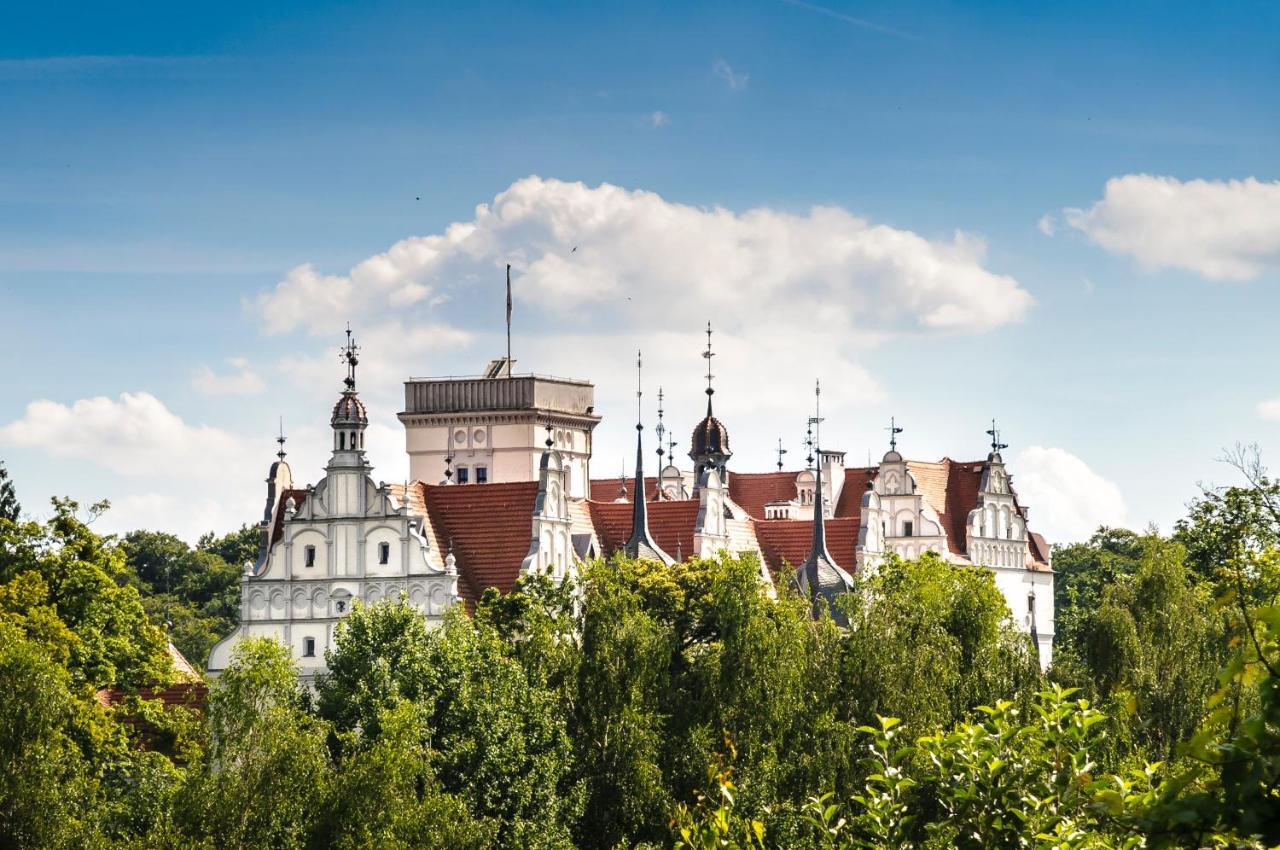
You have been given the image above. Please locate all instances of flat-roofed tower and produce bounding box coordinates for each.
[399,358,601,498]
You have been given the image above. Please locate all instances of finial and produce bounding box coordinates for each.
[886,417,903,452]
[808,379,824,456]
[444,451,454,483]
[276,416,287,461]
[655,387,666,464]
[635,350,643,433]
[619,457,628,500]
[545,421,554,449]
[805,419,814,467]
[986,418,1008,453]
[776,438,788,471]
[667,433,677,468]
[701,321,715,415]
[340,323,360,391]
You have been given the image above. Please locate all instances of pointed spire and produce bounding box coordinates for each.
[886,417,903,452]
[795,378,853,620]
[624,350,673,564]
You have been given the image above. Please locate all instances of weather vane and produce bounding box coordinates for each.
[655,387,666,469]
[276,416,287,461]
[340,323,360,390]
[986,419,1008,453]
[776,438,788,471]
[702,322,715,402]
[808,379,824,454]
[887,417,903,452]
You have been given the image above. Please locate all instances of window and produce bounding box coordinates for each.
[335,600,347,614]
[304,545,316,567]
[456,467,469,484]
[475,466,488,484]
[903,520,914,537]
[303,637,315,657]
[378,542,390,564]
[339,432,346,450]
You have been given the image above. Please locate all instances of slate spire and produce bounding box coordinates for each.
[624,351,673,564]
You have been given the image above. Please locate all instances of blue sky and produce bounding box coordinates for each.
[1,0,1278,543]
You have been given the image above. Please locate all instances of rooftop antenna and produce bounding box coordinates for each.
[276,417,287,461]
[986,419,1008,453]
[886,417,903,452]
[340,323,360,390]
[505,264,513,379]
[776,438,788,471]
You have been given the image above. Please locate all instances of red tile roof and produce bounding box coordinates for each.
[754,517,860,578]
[586,498,702,560]
[727,471,798,518]
[269,488,309,547]
[419,481,539,603]
[590,476,658,502]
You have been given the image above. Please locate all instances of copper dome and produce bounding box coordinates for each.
[331,392,368,426]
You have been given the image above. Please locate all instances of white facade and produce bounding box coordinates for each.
[207,378,458,682]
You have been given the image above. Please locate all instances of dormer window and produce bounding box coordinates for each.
[378,542,390,564]
[304,545,316,567]
[303,637,316,657]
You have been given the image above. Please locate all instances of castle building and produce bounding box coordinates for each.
[208,326,1055,679]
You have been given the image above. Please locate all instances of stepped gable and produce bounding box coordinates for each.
[419,480,540,603]
[590,475,658,501]
[754,517,860,578]
[587,497,701,561]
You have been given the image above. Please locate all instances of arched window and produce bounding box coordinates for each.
[339,432,346,450]
[303,637,316,657]
[378,542,390,565]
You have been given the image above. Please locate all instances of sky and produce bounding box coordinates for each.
[1,0,1278,545]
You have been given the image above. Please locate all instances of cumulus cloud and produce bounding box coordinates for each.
[249,177,1031,473]
[713,59,748,90]
[1063,175,1280,281]
[1013,446,1128,544]
[1257,398,1280,422]
[0,392,248,480]
[192,356,266,396]
[1036,214,1056,236]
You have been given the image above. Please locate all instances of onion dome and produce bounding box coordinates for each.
[690,413,731,460]
[331,392,368,426]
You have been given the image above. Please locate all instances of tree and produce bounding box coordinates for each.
[0,499,171,689]
[0,459,18,522]
[179,637,330,850]
[0,622,102,849]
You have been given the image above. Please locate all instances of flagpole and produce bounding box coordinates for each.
[505,263,512,378]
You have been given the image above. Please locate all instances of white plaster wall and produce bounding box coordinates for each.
[291,529,328,578]
[364,525,402,576]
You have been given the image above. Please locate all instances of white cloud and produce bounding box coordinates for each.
[713,59,748,90]
[1013,446,1128,544]
[1037,214,1056,236]
[1257,398,1280,421]
[192,356,266,396]
[0,392,248,480]
[649,110,669,128]
[0,393,265,541]
[1063,175,1280,281]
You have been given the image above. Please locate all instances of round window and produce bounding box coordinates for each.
[454,430,466,444]
[473,429,486,444]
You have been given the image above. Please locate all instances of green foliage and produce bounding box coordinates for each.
[0,498,171,689]
[0,458,19,522]
[180,637,330,850]
[122,529,245,667]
